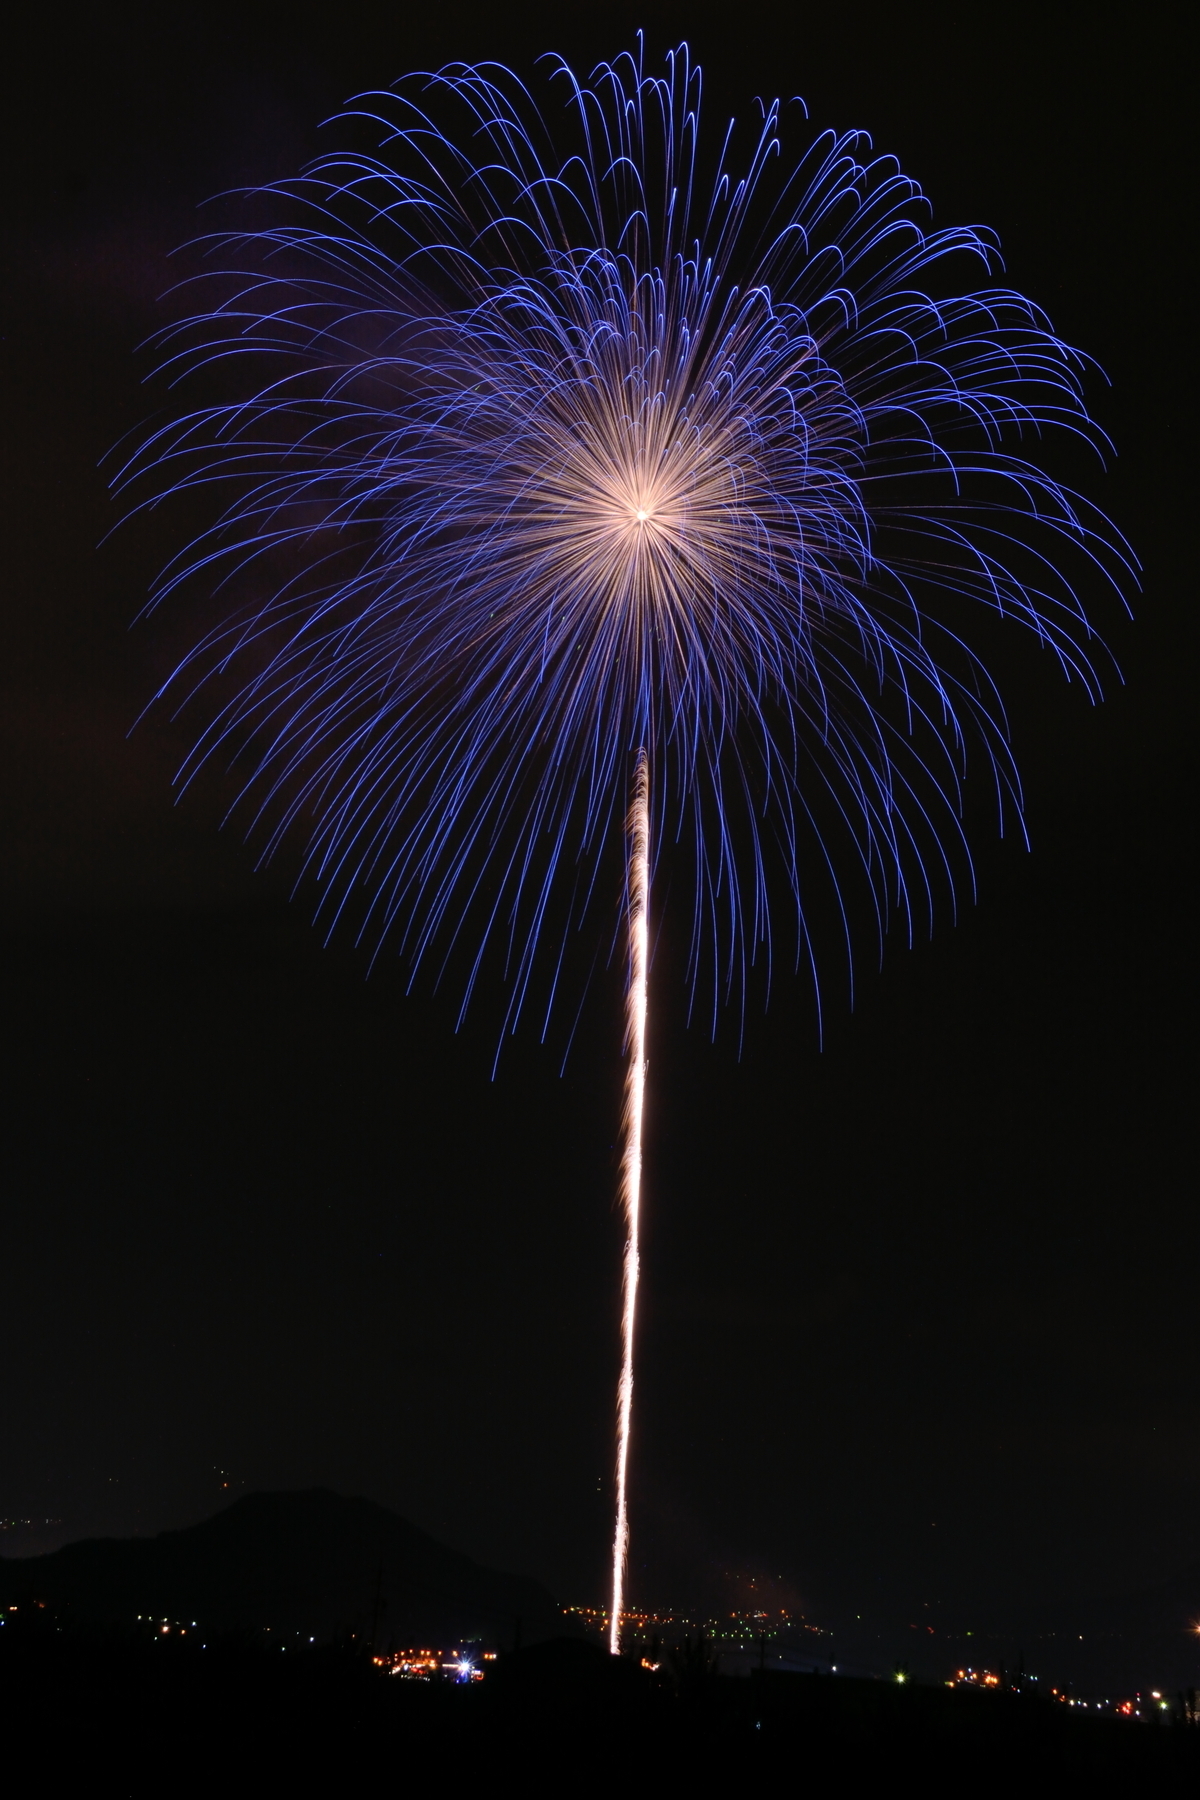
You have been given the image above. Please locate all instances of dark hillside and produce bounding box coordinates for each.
[0,1489,565,1646]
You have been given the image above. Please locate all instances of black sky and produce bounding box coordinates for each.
[0,2,1190,1627]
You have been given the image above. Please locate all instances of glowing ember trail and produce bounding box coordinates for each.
[610,749,650,1656]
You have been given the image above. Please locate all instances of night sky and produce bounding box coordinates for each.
[2,3,1189,1631]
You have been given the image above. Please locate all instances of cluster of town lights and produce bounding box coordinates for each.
[371,1648,495,1682]
[2,1595,1189,1718]
[566,1601,809,1647]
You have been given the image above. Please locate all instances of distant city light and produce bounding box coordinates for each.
[373,1647,485,1682]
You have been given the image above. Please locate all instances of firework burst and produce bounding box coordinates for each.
[117,42,1132,1649]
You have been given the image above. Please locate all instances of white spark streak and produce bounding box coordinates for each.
[610,749,650,1656]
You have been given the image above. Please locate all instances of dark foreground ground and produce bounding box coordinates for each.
[4,1634,1198,1788]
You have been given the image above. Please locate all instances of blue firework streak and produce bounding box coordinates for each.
[118,42,1132,1042]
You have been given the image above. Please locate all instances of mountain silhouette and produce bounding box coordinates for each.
[0,1489,567,1647]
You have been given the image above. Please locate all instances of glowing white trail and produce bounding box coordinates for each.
[610,749,650,1656]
